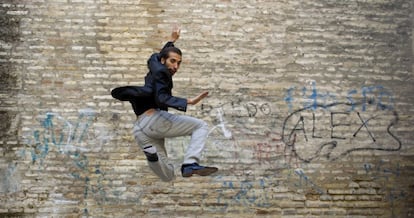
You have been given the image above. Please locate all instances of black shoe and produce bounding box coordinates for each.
[181,163,218,177]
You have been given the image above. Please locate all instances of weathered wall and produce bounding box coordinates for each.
[1,0,413,217]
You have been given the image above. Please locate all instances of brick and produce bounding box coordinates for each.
[1,0,413,217]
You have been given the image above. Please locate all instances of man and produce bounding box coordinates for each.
[111,27,218,182]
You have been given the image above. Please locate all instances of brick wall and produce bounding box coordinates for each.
[1,0,413,217]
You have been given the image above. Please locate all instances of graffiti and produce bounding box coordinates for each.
[291,168,326,195]
[253,132,284,164]
[198,83,401,165]
[0,163,20,193]
[281,83,400,162]
[363,160,407,217]
[200,99,277,163]
[72,165,143,206]
[204,177,274,212]
[21,109,118,163]
[199,82,401,165]
[201,100,272,118]
[363,160,401,179]
[284,82,394,112]
[25,109,97,165]
[244,102,272,117]
[6,80,405,216]
[281,102,401,162]
[17,109,143,210]
[208,108,232,139]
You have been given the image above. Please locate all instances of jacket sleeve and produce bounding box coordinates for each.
[152,70,187,112]
[111,86,151,101]
[147,53,163,73]
[162,41,175,50]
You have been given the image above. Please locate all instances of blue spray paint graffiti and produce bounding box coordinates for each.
[281,83,400,163]
[19,109,142,214]
[0,163,20,193]
[26,110,96,165]
[292,168,325,194]
[203,176,278,212]
[363,160,407,217]
[284,82,395,112]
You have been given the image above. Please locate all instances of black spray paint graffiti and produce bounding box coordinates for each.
[281,102,402,162]
[201,100,272,118]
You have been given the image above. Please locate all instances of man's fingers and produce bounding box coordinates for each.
[199,91,209,98]
[173,25,181,34]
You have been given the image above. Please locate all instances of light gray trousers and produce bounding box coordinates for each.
[133,109,209,181]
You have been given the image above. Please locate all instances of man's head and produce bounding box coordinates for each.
[160,47,182,76]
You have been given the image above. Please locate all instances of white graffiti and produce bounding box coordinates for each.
[209,108,232,139]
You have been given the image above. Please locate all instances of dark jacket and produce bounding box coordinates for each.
[111,42,187,116]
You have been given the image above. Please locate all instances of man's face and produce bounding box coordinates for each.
[161,52,181,76]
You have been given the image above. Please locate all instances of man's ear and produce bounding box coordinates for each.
[160,57,166,64]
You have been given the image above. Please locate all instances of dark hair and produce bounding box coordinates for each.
[160,46,182,60]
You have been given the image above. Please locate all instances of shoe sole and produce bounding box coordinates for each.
[182,167,218,177]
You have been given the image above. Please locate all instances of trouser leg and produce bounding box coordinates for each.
[151,111,209,164]
[134,120,175,182]
[145,138,176,182]
[182,117,209,164]
[133,110,209,180]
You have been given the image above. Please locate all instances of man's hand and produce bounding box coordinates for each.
[188,91,208,105]
[170,25,181,43]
